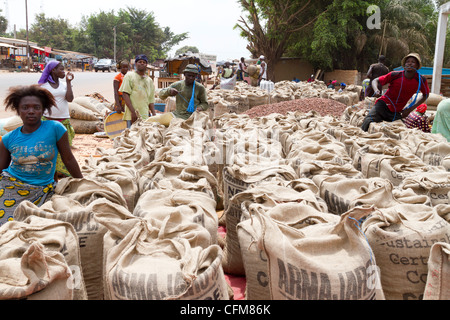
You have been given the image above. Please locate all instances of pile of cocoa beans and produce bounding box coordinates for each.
[243,98,348,119]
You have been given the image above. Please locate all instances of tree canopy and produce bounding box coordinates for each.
[1,6,188,63]
[236,0,450,75]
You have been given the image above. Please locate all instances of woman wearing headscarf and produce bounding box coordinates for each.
[432,99,450,142]
[38,61,75,180]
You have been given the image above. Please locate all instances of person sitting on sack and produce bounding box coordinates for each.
[151,64,209,126]
[403,103,431,133]
[361,53,429,132]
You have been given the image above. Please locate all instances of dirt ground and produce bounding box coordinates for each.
[71,134,114,166]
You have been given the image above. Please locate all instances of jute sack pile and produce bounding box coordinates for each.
[221,183,329,276]
[362,204,450,300]
[73,96,111,118]
[344,135,408,160]
[14,197,108,300]
[0,215,87,300]
[352,145,441,186]
[54,177,128,210]
[82,159,140,212]
[294,160,364,179]
[237,202,340,300]
[133,189,218,244]
[312,175,430,215]
[138,161,220,202]
[403,132,450,170]
[70,118,100,134]
[222,163,297,211]
[100,121,163,169]
[259,205,384,300]
[92,200,229,300]
[423,242,450,300]
[399,172,450,206]
[68,102,99,121]
[367,120,407,139]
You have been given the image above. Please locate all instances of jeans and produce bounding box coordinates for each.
[361,100,402,132]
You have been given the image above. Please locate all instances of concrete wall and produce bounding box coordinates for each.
[324,69,359,85]
[273,58,314,82]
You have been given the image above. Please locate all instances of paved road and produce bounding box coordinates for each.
[0,71,118,119]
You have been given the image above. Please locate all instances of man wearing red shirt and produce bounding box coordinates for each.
[361,53,429,132]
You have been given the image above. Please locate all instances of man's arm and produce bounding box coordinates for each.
[401,94,428,119]
[122,92,139,122]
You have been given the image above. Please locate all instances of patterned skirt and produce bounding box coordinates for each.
[0,172,55,227]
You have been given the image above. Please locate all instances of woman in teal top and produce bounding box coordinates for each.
[0,85,83,226]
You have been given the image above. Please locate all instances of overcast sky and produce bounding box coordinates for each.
[3,0,251,61]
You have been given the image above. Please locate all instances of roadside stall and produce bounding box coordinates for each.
[161,53,212,89]
[0,42,18,70]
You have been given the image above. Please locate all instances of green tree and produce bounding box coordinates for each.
[28,13,75,50]
[235,0,325,80]
[175,46,200,56]
[0,9,8,36]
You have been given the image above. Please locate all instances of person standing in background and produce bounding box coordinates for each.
[258,55,267,85]
[38,61,75,180]
[119,54,156,128]
[113,60,130,113]
[365,55,389,97]
[237,57,247,81]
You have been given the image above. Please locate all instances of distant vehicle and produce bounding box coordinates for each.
[94,59,117,72]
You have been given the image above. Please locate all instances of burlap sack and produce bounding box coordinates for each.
[69,102,99,121]
[353,147,438,186]
[362,204,450,300]
[70,118,99,134]
[82,159,140,212]
[14,197,108,300]
[54,177,128,209]
[222,182,330,276]
[107,125,157,169]
[294,160,364,179]
[0,215,87,300]
[3,115,23,132]
[73,96,110,116]
[259,206,384,300]
[237,202,340,300]
[313,175,429,215]
[222,164,297,211]
[138,161,220,202]
[133,189,218,244]
[0,241,73,300]
[93,202,229,300]
[399,172,450,206]
[423,242,450,300]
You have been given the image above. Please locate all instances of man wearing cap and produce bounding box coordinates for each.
[158,64,209,120]
[119,54,156,127]
[403,103,431,133]
[361,53,429,132]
